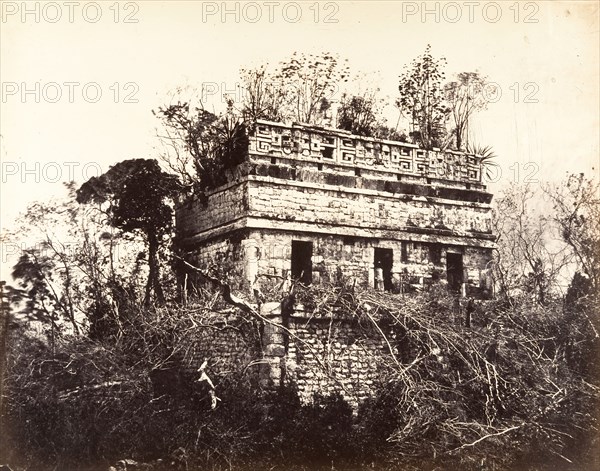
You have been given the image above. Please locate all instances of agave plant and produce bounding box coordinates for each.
[466,143,498,181]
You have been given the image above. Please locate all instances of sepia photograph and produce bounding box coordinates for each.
[1,1,599,470]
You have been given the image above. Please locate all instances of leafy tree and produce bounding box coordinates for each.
[444,72,492,150]
[563,270,599,381]
[154,101,220,189]
[7,183,147,340]
[239,64,288,123]
[155,101,248,194]
[371,125,409,142]
[242,57,390,137]
[11,249,65,348]
[337,92,381,137]
[277,51,349,124]
[397,45,449,149]
[8,188,90,338]
[492,183,573,304]
[546,173,600,291]
[337,90,409,142]
[546,174,600,381]
[240,52,349,126]
[77,159,182,306]
[493,174,599,383]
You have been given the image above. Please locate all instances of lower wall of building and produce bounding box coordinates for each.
[179,230,493,407]
[182,229,493,298]
[187,316,261,379]
[246,230,492,297]
[283,314,391,407]
[149,312,262,403]
[175,306,393,409]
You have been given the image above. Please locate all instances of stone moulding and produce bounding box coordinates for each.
[251,119,486,186]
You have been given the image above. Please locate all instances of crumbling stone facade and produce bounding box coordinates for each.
[258,302,393,407]
[176,120,495,403]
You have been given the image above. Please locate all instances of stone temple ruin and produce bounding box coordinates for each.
[176,120,495,406]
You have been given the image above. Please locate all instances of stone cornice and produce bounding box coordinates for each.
[177,216,496,249]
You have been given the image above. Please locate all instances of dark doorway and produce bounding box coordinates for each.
[291,241,313,285]
[446,253,463,292]
[374,248,393,291]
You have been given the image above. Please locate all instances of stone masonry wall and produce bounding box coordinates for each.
[243,230,492,295]
[151,311,262,403]
[181,235,251,293]
[177,181,248,240]
[246,177,492,239]
[284,315,391,407]
[174,303,397,408]
[187,314,260,381]
[181,229,492,297]
[174,121,496,406]
[259,302,393,408]
[177,174,493,246]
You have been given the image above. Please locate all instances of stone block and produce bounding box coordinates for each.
[265,344,286,357]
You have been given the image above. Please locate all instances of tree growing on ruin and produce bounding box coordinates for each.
[337,92,381,137]
[240,52,349,125]
[397,45,450,150]
[155,100,248,194]
[444,72,492,150]
[277,51,350,124]
[337,90,409,142]
[239,64,289,123]
[154,101,220,190]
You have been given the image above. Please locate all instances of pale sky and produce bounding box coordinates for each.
[1,0,599,280]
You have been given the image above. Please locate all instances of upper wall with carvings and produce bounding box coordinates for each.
[249,120,485,187]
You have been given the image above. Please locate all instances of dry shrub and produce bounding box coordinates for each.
[2,283,598,471]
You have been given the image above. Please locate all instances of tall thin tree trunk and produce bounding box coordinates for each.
[145,230,164,306]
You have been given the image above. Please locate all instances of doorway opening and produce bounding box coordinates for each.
[374,248,393,291]
[446,253,463,292]
[291,241,313,285]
